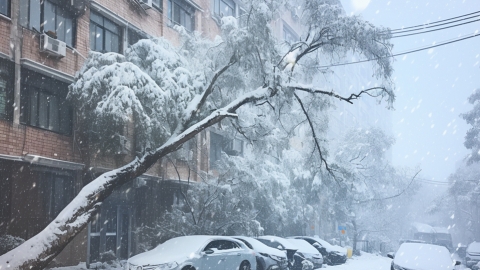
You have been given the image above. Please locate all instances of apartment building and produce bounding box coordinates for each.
[0,0,251,267]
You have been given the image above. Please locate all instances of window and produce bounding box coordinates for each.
[38,170,75,220]
[128,28,147,46]
[213,0,235,17]
[20,69,73,134]
[90,10,122,53]
[168,0,195,32]
[0,0,10,17]
[19,0,75,47]
[210,132,244,167]
[152,0,162,9]
[283,23,298,44]
[204,240,240,251]
[0,61,13,121]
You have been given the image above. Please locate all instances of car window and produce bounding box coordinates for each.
[257,239,283,249]
[204,240,223,251]
[236,239,253,249]
[204,240,240,251]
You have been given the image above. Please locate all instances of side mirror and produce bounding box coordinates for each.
[277,245,284,250]
[387,252,394,259]
[455,260,461,266]
[204,249,214,255]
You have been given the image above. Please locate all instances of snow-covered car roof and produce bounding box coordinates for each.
[128,235,245,266]
[467,242,480,253]
[411,222,435,233]
[394,243,455,270]
[286,239,320,255]
[294,236,347,254]
[234,236,287,258]
[257,236,299,250]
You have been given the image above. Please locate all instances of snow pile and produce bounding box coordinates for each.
[324,252,391,269]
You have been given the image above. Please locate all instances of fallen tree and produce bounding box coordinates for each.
[0,0,394,268]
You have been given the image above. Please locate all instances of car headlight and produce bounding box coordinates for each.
[269,254,284,262]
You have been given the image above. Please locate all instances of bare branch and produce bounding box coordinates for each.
[293,86,387,104]
[294,93,336,179]
[356,170,421,204]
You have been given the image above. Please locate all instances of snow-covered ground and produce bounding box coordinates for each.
[48,252,470,270]
[325,252,391,270]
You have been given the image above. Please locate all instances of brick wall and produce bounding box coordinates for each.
[0,16,11,56]
[0,119,80,162]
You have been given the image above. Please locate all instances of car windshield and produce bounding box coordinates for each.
[394,243,453,270]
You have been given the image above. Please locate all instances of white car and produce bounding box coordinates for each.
[234,236,288,270]
[126,235,256,270]
[466,242,480,268]
[388,242,461,270]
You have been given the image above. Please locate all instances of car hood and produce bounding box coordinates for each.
[394,243,454,270]
[128,248,196,266]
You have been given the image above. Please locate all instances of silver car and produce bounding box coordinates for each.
[234,236,288,270]
[467,242,480,268]
[126,235,256,270]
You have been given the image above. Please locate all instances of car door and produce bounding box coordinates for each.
[222,240,244,270]
[202,240,227,270]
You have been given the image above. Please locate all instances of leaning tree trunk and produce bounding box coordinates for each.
[0,86,268,270]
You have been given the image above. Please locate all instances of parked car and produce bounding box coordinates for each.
[388,242,461,270]
[234,236,288,270]
[286,239,323,269]
[125,235,256,270]
[256,236,298,269]
[291,236,347,265]
[466,241,480,268]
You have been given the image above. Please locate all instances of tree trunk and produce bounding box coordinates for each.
[352,219,358,255]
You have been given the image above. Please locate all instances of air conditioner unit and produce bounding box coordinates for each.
[40,34,66,58]
[231,139,243,153]
[140,0,152,9]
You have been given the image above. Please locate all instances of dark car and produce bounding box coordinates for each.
[292,236,347,265]
[256,236,301,270]
[234,236,288,270]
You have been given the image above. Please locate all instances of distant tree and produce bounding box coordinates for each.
[447,160,480,242]
[462,88,480,163]
[330,128,418,254]
[0,0,394,268]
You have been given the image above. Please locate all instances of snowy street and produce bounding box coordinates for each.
[324,253,392,270]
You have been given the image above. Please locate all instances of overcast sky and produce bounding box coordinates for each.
[338,0,480,182]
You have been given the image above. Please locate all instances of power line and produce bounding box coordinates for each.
[391,18,480,38]
[388,10,480,32]
[392,19,480,38]
[317,32,479,69]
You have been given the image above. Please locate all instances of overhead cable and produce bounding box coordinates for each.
[317,32,479,69]
[388,10,480,32]
[391,18,480,38]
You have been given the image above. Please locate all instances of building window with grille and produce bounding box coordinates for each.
[39,171,75,220]
[283,22,298,44]
[90,10,123,54]
[209,132,244,168]
[20,69,73,135]
[213,0,235,17]
[19,0,76,47]
[0,0,10,17]
[167,0,195,32]
[0,61,16,121]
